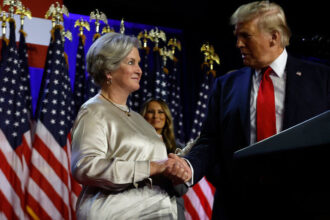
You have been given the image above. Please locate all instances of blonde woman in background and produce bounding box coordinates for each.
[141,98,188,220]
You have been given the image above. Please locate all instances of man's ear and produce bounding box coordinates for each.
[270,30,280,47]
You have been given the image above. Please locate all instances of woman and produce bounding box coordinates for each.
[71,33,182,219]
[140,98,188,220]
[140,98,178,152]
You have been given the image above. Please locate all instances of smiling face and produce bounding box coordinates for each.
[144,101,166,134]
[109,47,142,94]
[234,17,274,69]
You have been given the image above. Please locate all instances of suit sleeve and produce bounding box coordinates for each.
[184,78,222,185]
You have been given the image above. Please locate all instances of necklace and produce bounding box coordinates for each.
[100,93,131,117]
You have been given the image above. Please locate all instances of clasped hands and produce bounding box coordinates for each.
[150,153,192,185]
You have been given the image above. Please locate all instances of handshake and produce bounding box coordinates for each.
[150,153,192,185]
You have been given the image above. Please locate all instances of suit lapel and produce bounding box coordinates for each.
[283,55,302,129]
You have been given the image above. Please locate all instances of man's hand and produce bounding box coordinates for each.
[164,153,192,185]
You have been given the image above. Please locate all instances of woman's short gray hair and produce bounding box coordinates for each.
[230,1,291,47]
[86,32,140,86]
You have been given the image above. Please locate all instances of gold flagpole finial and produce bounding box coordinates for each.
[3,0,21,18]
[89,9,107,34]
[159,46,174,74]
[45,2,70,44]
[168,38,181,55]
[168,37,181,62]
[74,18,90,36]
[45,2,69,27]
[120,18,125,34]
[201,42,220,77]
[149,27,166,49]
[61,29,72,42]
[102,24,114,35]
[0,11,9,36]
[137,29,151,49]
[15,2,32,30]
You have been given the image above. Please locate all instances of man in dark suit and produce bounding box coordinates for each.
[167,1,330,219]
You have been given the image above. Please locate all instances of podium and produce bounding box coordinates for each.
[233,110,330,220]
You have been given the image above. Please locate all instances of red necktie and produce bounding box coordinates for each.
[256,67,276,141]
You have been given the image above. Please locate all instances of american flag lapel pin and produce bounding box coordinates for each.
[296,71,302,76]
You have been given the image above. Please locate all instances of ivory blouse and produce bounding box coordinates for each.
[71,95,177,219]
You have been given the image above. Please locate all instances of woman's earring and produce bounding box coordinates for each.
[107,79,112,85]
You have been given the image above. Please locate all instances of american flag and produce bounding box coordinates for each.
[85,34,100,100]
[73,35,87,116]
[184,67,216,220]
[85,71,99,100]
[128,47,153,110]
[0,19,31,220]
[154,48,169,102]
[25,25,81,219]
[18,29,32,116]
[167,57,185,143]
[189,71,216,142]
[1,36,8,65]
[34,34,54,120]
[139,48,154,101]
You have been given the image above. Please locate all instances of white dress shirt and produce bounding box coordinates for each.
[250,49,288,144]
[186,49,288,184]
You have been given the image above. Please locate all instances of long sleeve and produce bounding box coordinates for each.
[71,97,168,191]
[72,96,177,219]
[71,108,150,191]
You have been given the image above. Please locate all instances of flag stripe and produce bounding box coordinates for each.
[0,190,19,220]
[185,186,209,220]
[71,179,81,198]
[29,145,70,205]
[33,134,69,186]
[27,43,49,68]
[0,134,27,219]
[26,183,55,219]
[8,15,51,46]
[199,178,215,209]
[29,148,70,205]
[0,131,24,191]
[192,180,213,219]
[29,164,69,219]
[202,180,215,207]
[66,137,82,198]
[11,133,32,192]
[35,121,70,169]
[183,194,198,220]
[207,180,216,194]
[0,151,24,204]
[0,171,22,220]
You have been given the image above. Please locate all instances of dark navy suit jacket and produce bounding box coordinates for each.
[185,55,330,219]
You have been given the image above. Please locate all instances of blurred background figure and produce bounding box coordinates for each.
[140,97,187,220]
[141,98,182,152]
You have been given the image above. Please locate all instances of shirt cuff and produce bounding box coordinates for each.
[183,158,194,186]
[133,161,149,183]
